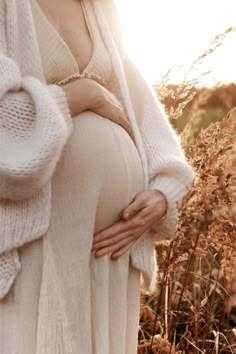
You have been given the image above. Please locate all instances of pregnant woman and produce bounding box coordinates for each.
[0,0,193,353]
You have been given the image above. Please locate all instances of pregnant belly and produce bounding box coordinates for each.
[52,111,144,232]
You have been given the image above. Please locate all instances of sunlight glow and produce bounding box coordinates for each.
[117,0,236,85]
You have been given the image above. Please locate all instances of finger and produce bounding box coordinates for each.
[133,205,156,222]
[93,220,132,245]
[105,110,131,136]
[95,235,136,258]
[93,209,153,251]
[119,118,132,136]
[110,102,132,135]
[111,239,137,260]
[92,230,132,251]
[132,198,167,224]
[119,108,132,134]
[115,109,131,134]
[122,197,145,221]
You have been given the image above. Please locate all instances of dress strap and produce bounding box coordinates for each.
[81,0,93,45]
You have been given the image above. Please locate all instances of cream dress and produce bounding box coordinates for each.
[0,1,145,353]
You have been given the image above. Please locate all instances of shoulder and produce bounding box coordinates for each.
[98,0,122,35]
[93,0,125,58]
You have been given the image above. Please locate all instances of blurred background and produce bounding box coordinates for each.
[118,0,236,86]
[118,0,236,135]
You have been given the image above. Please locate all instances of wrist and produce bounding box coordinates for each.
[62,78,94,116]
[154,189,168,222]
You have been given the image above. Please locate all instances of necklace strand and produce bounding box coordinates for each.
[55,72,106,87]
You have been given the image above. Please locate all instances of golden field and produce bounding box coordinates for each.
[138,30,236,353]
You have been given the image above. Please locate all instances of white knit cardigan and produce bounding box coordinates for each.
[0,0,194,300]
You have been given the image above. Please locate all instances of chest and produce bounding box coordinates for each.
[35,0,93,72]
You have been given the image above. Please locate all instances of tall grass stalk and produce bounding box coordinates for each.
[138,28,236,354]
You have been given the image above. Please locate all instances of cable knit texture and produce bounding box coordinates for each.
[0,0,193,299]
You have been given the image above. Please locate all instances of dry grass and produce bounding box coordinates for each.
[138,28,236,354]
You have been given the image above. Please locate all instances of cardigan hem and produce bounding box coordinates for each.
[0,249,21,300]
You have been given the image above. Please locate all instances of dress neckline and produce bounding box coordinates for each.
[32,0,95,75]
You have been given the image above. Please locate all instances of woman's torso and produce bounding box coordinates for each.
[31,0,113,86]
[35,0,94,74]
[31,0,144,219]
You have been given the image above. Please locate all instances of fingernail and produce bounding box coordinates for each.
[125,213,130,219]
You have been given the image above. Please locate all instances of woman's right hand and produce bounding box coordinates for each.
[62,78,132,135]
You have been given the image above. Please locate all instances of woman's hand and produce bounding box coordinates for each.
[92,190,168,259]
[62,78,132,135]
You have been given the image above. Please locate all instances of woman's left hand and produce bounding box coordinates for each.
[92,190,167,259]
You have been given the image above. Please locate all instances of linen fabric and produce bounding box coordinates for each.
[0,2,145,352]
[0,110,143,353]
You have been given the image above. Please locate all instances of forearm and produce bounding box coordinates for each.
[0,78,72,200]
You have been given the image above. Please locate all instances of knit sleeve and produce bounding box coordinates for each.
[0,5,73,200]
[124,57,194,242]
